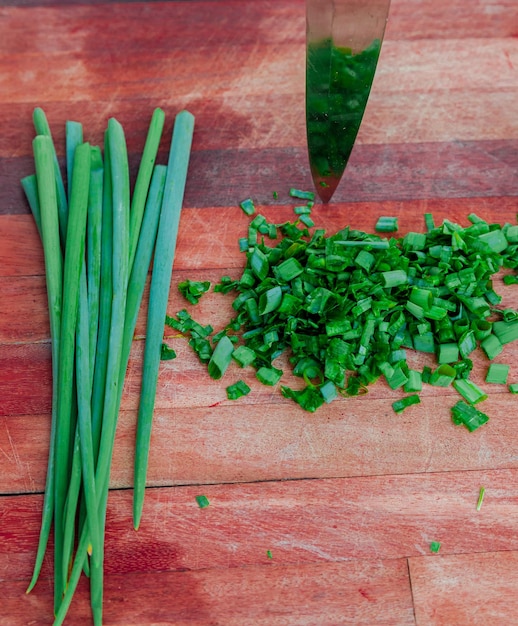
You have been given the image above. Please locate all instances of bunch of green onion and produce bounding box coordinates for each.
[22,106,194,625]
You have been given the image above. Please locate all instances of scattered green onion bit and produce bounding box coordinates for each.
[178,279,211,304]
[289,188,315,201]
[429,541,441,553]
[453,379,487,405]
[195,495,210,509]
[476,486,485,511]
[375,216,398,233]
[226,380,251,400]
[239,198,256,216]
[485,363,510,384]
[160,343,177,361]
[509,383,518,394]
[266,549,273,559]
[392,394,421,414]
[451,400,489,432]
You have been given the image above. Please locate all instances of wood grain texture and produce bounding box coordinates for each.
[1,0,517,623]
[409,550,518,626]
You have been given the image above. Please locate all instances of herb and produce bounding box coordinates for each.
[451,401,489,432]
[429,541,441,553]
[24,107,194,626]
[375,216,398,233]
[485,363,510,384]
[195,495,210,509]
[178,279,211,304]
[392,394,421,414]
[161,343,177,360]
[476,486,485,511]
[226,380,251,400]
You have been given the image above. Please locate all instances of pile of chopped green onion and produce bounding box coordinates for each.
[23,107,194,625]
[169,189,518,423]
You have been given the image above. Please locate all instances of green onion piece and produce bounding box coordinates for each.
[195,495,210,508]
[232,345,256,367]
[266,549,273,559]
[437,343,459,364]
[161,343,177,360]
[281,385,325,412]
[392,394,420,413]
[509,383,518,394]
[382,269,407,288]
[375,216,398,232]
[320,380,338,403]
[458,330,477,359]
[485,363,510,384]
[289,188,315,201]
[178,279,211,304]
[481,334,503,360]
[476,486,485,511]
[404,370,422,393]
[240,198,256,216]
[226,380,251,400]
[453,379,488,405]
[492,319,518,345]
[258,285,283,315]
[424,213,435,231]
[133,111,195,531]
[256,366,282,386]
[478,229,508,253]
[294,204,312,215]
[429,364,456,387]
[208,335,234,379]
[129,108,165,271]
[429,541,441,553]
[451,400,489,432]
[21,174,42,235]
[299,214,315,228]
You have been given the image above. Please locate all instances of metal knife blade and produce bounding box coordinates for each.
[306,0,391,202]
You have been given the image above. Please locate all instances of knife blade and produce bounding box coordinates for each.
[306,0,391,202]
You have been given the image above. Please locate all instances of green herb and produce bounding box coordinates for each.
[239,198,256,216]
[429,541,441,553]
[266,549,273,559]
[161,343,177,360]
[392,394,421,413]
[485,363,510,384]
[289,188,315,201]
[195,495,210,509]
[178,279,211,304]
[226,380,251,400]
[509,383,518,394]
[375,216,398,233]
[453,379,487,405]
[451,400,489,432]
[133,111,195,531]
[476,486,485,511]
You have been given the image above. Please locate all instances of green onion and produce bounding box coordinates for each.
[453,379,487,405]
[289,188,315,201]
[161,343,177,360]
[375,216,398,232]
[232,345,256,367]
[129,108,165,270]
[429,541,441,553]
[392,394,420,413]
[195,495,210,508]
[133,111,195,531]
[451,400,489,432]
[437,343,459,364]
[178,279,211,304]
[509,383,518,394]
[208,335,234,379]
[485,363,510,384]
[481,334,503,360]
[429,364,456,387]
[256,366,282,386]
[26,135,63,595]
[476,486,485,511]
[239,197,256,216]
[226,380,251,400]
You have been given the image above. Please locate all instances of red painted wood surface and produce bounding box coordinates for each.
[1,0,517,624]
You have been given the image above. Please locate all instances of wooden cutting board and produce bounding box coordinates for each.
[1,0,518,624]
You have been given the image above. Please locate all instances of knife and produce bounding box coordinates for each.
[306,0,391,203]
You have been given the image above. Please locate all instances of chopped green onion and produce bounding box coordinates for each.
[429,541,441,553]
[226,380,251,400]
[178,279,211,304]
[485,363,510,384]
[289,188,315,201]
[451,400,489,432]
[508,383,518,394]
[375,216,398,232]
[476,486,485,511]
[195,495,210,508]
[239,198,256,216]
[256,366,282,386]
[392,394,421,413]
[429,364,456,387]
[160,343,177,360]
[453,379,487,405]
